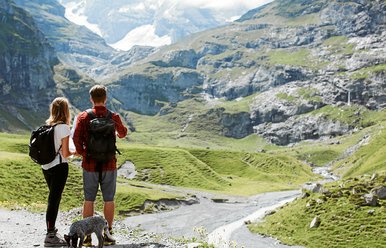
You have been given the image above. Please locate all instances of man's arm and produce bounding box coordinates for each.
[112,114,128,138]
[73,112,87,157]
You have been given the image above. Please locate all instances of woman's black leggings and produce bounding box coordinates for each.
[42,163,68,232]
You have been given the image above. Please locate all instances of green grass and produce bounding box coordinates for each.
[217,94,257,114]
[117,146,229,191]
[323,36,349,46]
[117,142,318,196]
[0,133,182,213]
[297,87,323,103]
[276,93,297,103]
[187,149,317,195]
[0,131,319,214]
[267,49,317,68]
[0,107,45,133]
[286,13,321,26]
[332,121,386,178]
[311,104,385,128]
[350,64,386,80]
[0,152,84,211]
[275,88,323,106]
[248,174,386,248]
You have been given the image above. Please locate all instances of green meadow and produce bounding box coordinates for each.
[249,174,386,248]
[0,131,317,214]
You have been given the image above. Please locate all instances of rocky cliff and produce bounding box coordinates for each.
[0,0,59,130]
[12,0,156,80]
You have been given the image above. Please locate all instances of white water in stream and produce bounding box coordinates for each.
[207,197,297,248]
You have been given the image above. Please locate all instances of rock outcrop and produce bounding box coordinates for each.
[0,0,60,130]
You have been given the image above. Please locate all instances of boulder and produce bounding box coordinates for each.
[361,193,379,207]
[367,209,375,215]
[303,183,323,193]
[371,186,386,200]
[310,216,321,228]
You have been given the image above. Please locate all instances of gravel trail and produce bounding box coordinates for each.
[0,189,302,248]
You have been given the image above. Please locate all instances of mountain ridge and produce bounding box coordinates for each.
[1,0,386,147]
[99,0,386,145]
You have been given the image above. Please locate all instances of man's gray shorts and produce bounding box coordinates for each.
[83,170,117,202]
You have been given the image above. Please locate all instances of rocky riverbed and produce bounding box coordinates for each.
[0,189,303,248]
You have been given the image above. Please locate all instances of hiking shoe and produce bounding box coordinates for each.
[44,228,67,247]
[83,235,92,247]
[103,228,116,246]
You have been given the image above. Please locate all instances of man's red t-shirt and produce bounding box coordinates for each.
[73,106,128,172]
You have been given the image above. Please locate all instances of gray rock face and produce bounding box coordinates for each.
[320,0,386,36]
[198,108,253,138]
[220,112,253,138]
[13,0,158,81]
[255,113,351,146]
[152,49,199,69]
[0,0,57,110]
[110,70,203,115]
[205,65,311,100]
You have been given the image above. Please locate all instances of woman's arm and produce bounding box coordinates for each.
[61,136,75,158]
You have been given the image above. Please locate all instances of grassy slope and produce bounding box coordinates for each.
[188,149,316,195]
[249,174,386,248]
[332,121,386,178]
[245,120,386,248]
[0,131,318,214]
[116,143,317,196]
[0,133,180,214]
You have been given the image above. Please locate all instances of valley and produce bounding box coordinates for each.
[0,0,386,247]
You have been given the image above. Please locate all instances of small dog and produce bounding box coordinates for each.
[64,216,114,248]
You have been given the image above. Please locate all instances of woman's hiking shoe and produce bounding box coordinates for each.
[44,228,67,247]
[103,228,116,246]
[83,235,92,247]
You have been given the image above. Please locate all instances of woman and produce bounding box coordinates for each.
[42,97,76,247]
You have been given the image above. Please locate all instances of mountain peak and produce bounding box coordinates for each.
[59,0,274,51]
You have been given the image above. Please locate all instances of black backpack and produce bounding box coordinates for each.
[87,109,119,164]
[29,124,62,165]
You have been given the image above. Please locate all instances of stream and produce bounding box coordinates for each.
[121,163,338,248]
[122,190,302,248]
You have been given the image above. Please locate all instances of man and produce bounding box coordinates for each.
[73,85,127,246]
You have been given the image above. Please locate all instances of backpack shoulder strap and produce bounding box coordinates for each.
[86,109,95,119]
[106,109,113,119]
[50,123,63,163]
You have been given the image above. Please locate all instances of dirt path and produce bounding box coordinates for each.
[0,207,181,248]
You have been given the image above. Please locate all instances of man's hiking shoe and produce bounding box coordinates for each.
[83,235,92,247]
[103,228,116,246]
[44,228,67,247]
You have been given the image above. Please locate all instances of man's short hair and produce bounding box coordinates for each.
[89,85,107,103]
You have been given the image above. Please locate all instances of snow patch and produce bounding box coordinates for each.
[60,0,103,37]
[109,25,171,51]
